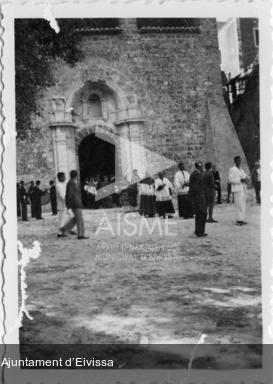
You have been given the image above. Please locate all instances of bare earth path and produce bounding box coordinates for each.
[18,203,262,368]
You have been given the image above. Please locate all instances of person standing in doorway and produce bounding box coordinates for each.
[174,162,193,219]
[60,170,89,240]
[203,162,218,223]
[84,178,91,209]
[228,156,249,226]
[189,161,207,237]
[18,181,28,221]
[49,180,58,215]
[85,178,97,209]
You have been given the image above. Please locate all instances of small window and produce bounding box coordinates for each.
[88,94,102,118]
[253,28,259,47]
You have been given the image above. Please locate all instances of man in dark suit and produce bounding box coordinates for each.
[18,181,28,221]
[189,161,207,237]
[60,170,89,240]
[212,165,222,204]
[49,180,58,215]
[203,162,218,223]
[33,180,45,220]
[17,182,21,217]
[27,181,35,218]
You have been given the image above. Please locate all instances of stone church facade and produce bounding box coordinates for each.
[16,18,247,187]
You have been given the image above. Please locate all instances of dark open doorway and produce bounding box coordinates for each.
[78,134,115,207]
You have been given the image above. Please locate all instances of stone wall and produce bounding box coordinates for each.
[16,18,247,188]
[16,105,55,185]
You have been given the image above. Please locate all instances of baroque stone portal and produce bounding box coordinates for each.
[49,81,146,182]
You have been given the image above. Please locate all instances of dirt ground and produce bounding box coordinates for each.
[18,201,262,369]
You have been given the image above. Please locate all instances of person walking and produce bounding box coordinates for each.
[49,180,58,215]
[203,162,218,223]
[189,161,207,237]
[155,172,175,219]
[251,160,261,204]
[60,170,89,240]
[18,181,28,221]
[174,162,193,219]
[228,156,249,226]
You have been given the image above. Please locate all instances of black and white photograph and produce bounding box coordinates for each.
[1,1,272,383]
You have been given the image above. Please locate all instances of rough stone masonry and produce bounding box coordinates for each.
[16,18,247,187]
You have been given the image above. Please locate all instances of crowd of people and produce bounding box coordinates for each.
[82,170,141,211]
[83,174,122,209]
[17,156,261,239]
[17,179,57,221]
[132,161,221,237]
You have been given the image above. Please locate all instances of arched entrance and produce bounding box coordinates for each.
[78,134,115,207]
[49,78,147,192]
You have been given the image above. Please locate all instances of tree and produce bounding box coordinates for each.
[15,19,83,138]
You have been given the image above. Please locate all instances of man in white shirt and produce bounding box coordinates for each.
[174,162,193,218]
[56,172,70,237]
[228,156,249,226]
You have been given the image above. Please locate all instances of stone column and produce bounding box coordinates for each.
[66,126,77,173]
[117,123,132,181]
[50,96,78,179]
[128,121,146,179]
[49,124,77,179]
[114,134,123,182]
[115,119,146,181]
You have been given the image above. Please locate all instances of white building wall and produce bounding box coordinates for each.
[218,18,240,79]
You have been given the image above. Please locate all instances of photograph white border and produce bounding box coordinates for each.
[1,1,272,382]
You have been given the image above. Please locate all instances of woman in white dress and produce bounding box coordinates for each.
[154,172,175,218]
